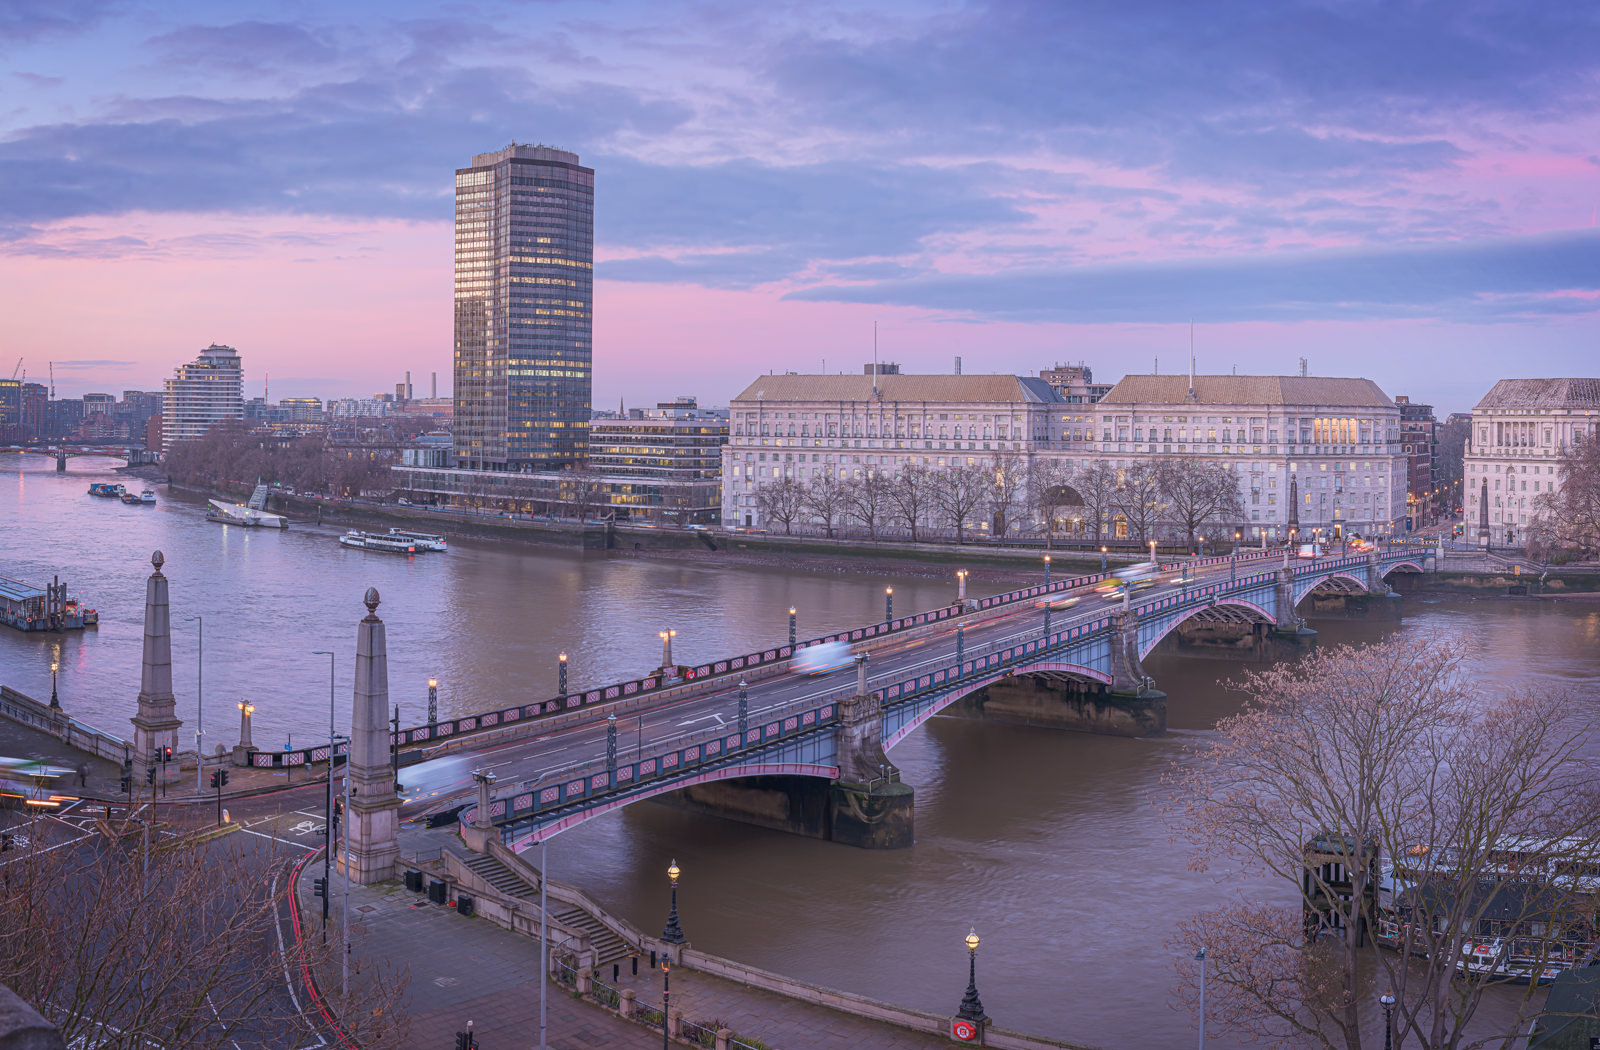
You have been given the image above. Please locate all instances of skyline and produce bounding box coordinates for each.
[4,0,1599,413]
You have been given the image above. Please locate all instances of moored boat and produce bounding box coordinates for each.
[339,530,418,554]
[139,490,156,505]
[205,498,288,528]
[387,528,447,551]
[88,483,124,498]
[119,491,141,504]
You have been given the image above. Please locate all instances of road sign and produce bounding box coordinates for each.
[951,1018,979,1042]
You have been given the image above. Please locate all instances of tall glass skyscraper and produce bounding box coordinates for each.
[453,144,594,471]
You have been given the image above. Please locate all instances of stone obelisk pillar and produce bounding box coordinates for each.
[130,551,184,788]
[341,588,401,884]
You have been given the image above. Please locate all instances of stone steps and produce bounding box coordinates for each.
[550,903,635,969]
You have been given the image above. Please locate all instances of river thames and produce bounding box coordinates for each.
[4,453,1598,1049]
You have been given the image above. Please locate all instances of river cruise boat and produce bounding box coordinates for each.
[339,530,418,555]
[139,490,156,505]
[0,576,98,632]
[386,528,447,551]
[205,499,288,528]
[87,483,124,498]
[1372,840,1600,985]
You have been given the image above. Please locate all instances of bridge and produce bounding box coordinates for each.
[0,442,160,471]
[358,543,1431,853]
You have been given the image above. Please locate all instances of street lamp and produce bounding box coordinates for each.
[885,586,893,621]
[49,657,59,709]
[1379,992,1395,1050]
[427,677,438,725]
[659,629,677,671]
[1042,553,1051,586]
[956,926,986,1022]
[1148,539,1158,566]
[1195,948,1207,1050]
[184,614,204,794]
[1100,545,1108,572]
[237,701,254,752]
[661,859,685,944]
[788,606,797,647]
[311,650,336,930]
[660,958,672,1050]
[1231,530,1241,582]
[956,569,968,603]
[557,652,568,697]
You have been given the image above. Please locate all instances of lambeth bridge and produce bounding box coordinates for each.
[334,543,1431,851]
[0,442,160,470]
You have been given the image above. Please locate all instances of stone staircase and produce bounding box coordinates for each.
[549,902,636,971]
[453,849,636,970]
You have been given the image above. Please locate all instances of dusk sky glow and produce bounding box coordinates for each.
[4,0,1599,412]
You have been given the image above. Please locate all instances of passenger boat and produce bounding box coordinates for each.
[119,490,141,504]
[87,483,124,498]
[339,530,418,555]
[387,528,447,552]
[139,490,156,505]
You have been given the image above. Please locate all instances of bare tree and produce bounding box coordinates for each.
[755,477,806,534]
[1028,459,1077,547]
[986,452,1028,539]
[0,813,410,1050]
[1530,433,1600,559]
[887,465,936,543]
[564,466,608,522]
[1112,460,1164,546]
[1164,635,1600,1050]
[1075,460,1118,546]
[1158,457,1244,553]
[931,462,990,544]
[802,470,850,538]
[842,470,892,540]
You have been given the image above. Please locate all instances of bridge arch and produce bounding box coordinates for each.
[495,760,841,846]
[882,660,1112,750]
[1382,560,1426,577]
[1138,597,1277,660]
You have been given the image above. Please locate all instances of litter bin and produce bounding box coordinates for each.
[457,894,474,918]
[405,869,423,892]
[428,879,447,905]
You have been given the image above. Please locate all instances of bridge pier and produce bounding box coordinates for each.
[56,447,66,473]
[1301,592,1401,621]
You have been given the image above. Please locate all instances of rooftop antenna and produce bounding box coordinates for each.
[1188,320,1195,399]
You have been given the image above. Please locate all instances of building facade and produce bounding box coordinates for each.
[162,344,244,453]
[721,372,1058,531]
[1039,363,1112,405]
[1086,375,1407,540]
[453,144,594,473]
[1464,378,1600,546]
[1394,395,1437,528]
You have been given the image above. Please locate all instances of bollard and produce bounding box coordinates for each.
[650,949,657,970]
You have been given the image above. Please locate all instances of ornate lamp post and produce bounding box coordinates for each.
[956,926,986,1022]
[659,629,677,671]
[1148,539,1158,565]
[237,701,255,752]
[427,677,438,725]
[1231,529,1241,581]
[884,586,893,621]
[49,657,59,709]
[956,569,968,603]
[557,651,568,696]
[1379,992,1395,1050]
[660,958,672,1050]
[1042,553,1051,586]
[788,606,797,647]
[661,859,685,944]
[1100,545,1108,572]
[1195,948,1207,1050]
[311,650,336,931]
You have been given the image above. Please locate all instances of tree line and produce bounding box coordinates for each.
[1528,432,1600,561]
[166,422,408,499]
[751,454,1247,548]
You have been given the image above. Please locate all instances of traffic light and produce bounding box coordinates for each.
[312,877,326,899]
[209,770,221,790]
[120,774,131,795]
[163,745,173,762]
[218,769,229,789]
[145,767,156,785]
[455,1033,468,1050]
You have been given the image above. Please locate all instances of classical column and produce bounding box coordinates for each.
[341,588,401,884]
[130,551,183,787]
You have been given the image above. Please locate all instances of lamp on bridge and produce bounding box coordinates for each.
[49,658,59,709]
[956,569,968,603]
[237,700,255,752]
[885,586,893,621]
[1100,545,1108,572]
[956,926,987,1023]
[661,859,686,945]
[558,651,568,697]
[788,607,797,647]
[1042,553,1051,586]
[427,678,438,725]
[1148,539,1158,565]
[659,630,677,672]
[1232,529,1242,581]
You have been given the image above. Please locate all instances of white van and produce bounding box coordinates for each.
[790,640,854,676]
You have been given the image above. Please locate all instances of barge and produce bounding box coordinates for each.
[0,576,98,631]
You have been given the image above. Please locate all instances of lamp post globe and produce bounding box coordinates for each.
[1379,992,1396,1050]
[957,926,986,1022]
[49,659,59,709]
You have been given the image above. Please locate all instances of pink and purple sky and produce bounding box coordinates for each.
[3,0,1598,414]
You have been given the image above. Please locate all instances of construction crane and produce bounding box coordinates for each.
[49,361,54,399]
[8,358,19,381]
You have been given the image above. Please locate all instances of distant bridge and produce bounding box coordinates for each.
[0,443,159,471]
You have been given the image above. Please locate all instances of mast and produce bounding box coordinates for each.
[1188,320,1195,399]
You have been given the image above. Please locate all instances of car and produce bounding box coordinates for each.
[1034,595,1081,610]
[790,640,854,675]
[1297,544,1318,558]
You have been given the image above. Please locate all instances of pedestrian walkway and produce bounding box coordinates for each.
[303,867,961,1050]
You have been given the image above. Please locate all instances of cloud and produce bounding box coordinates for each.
[143,22,343,76]
[0,0,113,50]
[51,358,137,369]
[785,230,1600,324]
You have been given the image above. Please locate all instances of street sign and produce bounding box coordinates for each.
[951,1018,979,1042]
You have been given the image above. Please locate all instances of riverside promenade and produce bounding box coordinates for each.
[300,866,985,1050]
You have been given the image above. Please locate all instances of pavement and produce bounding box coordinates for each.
[302,865,958,1050]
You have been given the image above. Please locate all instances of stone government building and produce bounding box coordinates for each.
[1464,378,1600,546]
[722,368,1411,542]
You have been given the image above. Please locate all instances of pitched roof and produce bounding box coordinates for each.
[730,374,1059,405]
[1472,378,1600,411]
[1098,374,1394,409]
